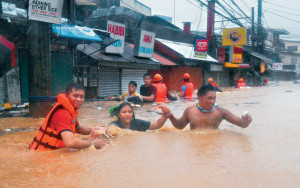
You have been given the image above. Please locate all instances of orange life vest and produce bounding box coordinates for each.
[237,82,246,88]
[152,83,167,103]
[29,94,78,151]
[211,82,218,87]
[181,82,194,100]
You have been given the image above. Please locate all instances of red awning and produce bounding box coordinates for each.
[238,64,250,68]
[153,53,177,66]
[0,35,16,77]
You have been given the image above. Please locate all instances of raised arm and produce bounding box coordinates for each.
[148,106,170,130]
[168,108,189,130]
[222,108,252,128]
[141,95,155,102]
[76,125,92,135]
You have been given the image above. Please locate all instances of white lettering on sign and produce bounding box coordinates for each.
[105,21,125,54]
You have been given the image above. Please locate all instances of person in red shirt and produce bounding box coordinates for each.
[29,84,109,151]
[237,78,246,88]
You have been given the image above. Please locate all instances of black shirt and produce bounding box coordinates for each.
[140,84,157,103]
[110,119,151,132]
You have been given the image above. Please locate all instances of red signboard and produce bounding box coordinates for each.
[195,39,208,52]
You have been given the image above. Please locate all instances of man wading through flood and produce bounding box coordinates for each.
[29,84,109,151]
[169,84,252,129]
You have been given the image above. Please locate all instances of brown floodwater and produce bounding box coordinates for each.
[0,81,299,187]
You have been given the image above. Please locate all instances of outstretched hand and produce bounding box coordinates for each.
[158,105,171,115]
[242,113,252,126]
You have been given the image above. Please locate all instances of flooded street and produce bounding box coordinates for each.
[0,81,299,187]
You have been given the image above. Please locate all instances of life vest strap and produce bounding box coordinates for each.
[33,137,59,150]
[39,127,62,140]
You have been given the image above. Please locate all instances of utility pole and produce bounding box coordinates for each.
[174,0,176,25]
[206,0,217,58]
[257,0,264,53]
[251,7,255,50]
[28,21,52,117]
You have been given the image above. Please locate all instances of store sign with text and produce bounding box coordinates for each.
[134,30,155,58]
[222,27,246,46]
[105,21,125,54]
[231,46,243,63]
[271,63,283,70]
[194,39,208,58]
[28,0,63,24]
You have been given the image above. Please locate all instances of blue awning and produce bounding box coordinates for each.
[52,24,102,42]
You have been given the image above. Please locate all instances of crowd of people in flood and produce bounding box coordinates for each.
[28,73,252,151]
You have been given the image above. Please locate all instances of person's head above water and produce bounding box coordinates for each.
[197,84,216,111]
[153,74,163,82]
[65,83,85,110]
[128,81,137,94]
[183,73,190,82]
[116,102,135,125]
[207,78,213,83]
[143,73,152,86]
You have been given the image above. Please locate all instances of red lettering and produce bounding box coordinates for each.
[115,25,119,35]
[111,25,114,34]
[108,24,112,33]
[143,35,153,43]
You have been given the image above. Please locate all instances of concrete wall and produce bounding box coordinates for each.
[280,53,300,65]
[284,41,300,53]
[0,68,21,105]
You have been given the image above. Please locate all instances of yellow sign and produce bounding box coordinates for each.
[222,27,246,46]
[232,46,243,63]
[224,62,239,68]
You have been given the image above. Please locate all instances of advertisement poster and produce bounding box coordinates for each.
[194,39,208,58]
[134,30,155,58]
[28,0,64,24]
[271,63,283,70]
[222,27,246,46]
[231,46,243,63]
[105,21,125,54]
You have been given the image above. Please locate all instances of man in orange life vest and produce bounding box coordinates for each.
[29,84,109,151]
[178,73,194,100]
[237,78,246,88]
[152,74,178,103]
[207,77,222,92]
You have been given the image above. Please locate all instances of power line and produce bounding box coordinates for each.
[264,1,299,12]
[228,0,251,22]
[215,0,244,27]
[267,8,300,17]
[265,9,300,24]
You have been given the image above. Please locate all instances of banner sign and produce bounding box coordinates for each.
[222,27,246,46]
[271,63,283,70]
[231,46,243,63]
[194,51,208,59]
[28,0,64,24]
[195,39,208,52]
[105,21,125,54]
[134,30,155,58]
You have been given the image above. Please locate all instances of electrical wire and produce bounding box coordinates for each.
[265,9,300,24]
[264,1,299,12]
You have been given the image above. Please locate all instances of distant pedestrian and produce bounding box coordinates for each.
[178,73,195,100]
[207,78,222,92]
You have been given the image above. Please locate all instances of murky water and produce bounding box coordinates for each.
[0,81,299,187]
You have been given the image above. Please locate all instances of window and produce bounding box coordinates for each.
[291,57,298,65]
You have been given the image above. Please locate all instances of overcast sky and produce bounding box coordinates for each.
[138,0,300,41]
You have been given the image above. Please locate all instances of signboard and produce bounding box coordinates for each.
[222,27,246,46]
[28,0,64,24]
[271,63,283,70]
[231,46,243,63]
[194,39,208,58]
[105,21,125,54]
[1,2,17,16]
[133,30,155,58]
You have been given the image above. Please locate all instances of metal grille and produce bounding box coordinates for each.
[98,67,120,97]
[121,69,147,94]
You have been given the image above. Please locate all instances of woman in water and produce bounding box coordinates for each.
[110,102,170,131]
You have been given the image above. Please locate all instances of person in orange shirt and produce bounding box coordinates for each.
[152,74,178,103]
[178,73,195,100]
[237,78,246,88]
[207,78,222,92]
[29,84,109,151]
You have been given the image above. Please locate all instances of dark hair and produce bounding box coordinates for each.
[183,78,189,82]
[112,102,136,127]
[129,81,137,87]
[143,73,151,78]
[197,84,216,96]
[66,83,85,94]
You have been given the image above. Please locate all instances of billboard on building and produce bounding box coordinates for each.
[222,27,246,46]
[230,46,243,63]
[28,0,64,24]
[194,39,208,58]
[133,29,155,58]
[271,63,283,70]
[105,21,125,54]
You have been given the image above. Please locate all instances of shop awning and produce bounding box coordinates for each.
[224,62,250,68]
[156,38,219,63]
[250,52,274,65]
[0,35,16,77]
[52,24,103,42]
[152,53,177,66]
